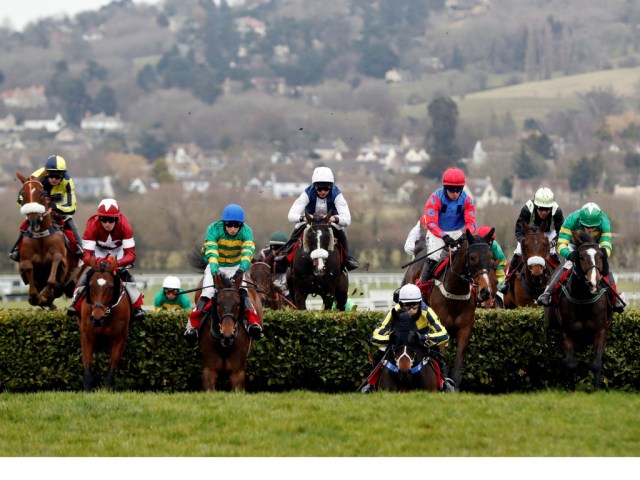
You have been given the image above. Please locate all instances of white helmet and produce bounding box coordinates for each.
[533,187,557,209]
[312,166,334,185]
[162,276,181,290]
[398,284,422,303]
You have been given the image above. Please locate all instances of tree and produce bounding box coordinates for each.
[568,155,603,191]
[134,132,168,162]
[513,143,542,179]
[137,65,159,92]
[356,42,399,78]
[92,85,118,116]
[83,60,108,82]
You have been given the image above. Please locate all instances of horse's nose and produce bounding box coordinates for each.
[478,288,490,302]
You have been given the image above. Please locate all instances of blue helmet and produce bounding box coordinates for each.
[44,155,67,173]
[221,204,245,223]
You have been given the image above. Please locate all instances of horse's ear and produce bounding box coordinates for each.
[233,273,243,289]
[305,212,313,223]
[35,171,46,182]
[486,228,495,242]
[16,171,27,183]
[391,306,399,322]
[214,273,223,290]
[466,229,473,242]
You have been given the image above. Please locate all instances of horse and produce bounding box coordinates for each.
[503,224,552,308]
[199,272,257,391]
[402,228,495,389]
[79,255,131,392]
[378,308,440,392]
[15,171,79,309]
[543,233,612,391]
[247,261,290,310]
[286,213,349,310]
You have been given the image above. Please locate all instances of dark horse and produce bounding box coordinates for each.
[199,273,257,391]
[543,233,612,391]
[378,308,439,392]
[403,228,495,389]
[287,213,348,310]
[80,255,131,392]
[503,224,552,308]
[15,171,79,309]
[247,261,289,310]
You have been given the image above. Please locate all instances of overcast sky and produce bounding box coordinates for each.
[1,0,162,31]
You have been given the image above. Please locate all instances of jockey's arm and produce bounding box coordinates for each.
[333,193,351,227]
[404,222,421,256]
[419,308,449,347]
[288,191,310,223]
[462,196,476,233]
[370,310,393,349]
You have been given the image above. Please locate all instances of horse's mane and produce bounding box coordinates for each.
[391,310,418,345]
[577,231,595,245]
[188,243,207,271]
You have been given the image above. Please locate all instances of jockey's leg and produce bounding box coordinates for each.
[537,264,568,306]
[66,268,90,317]
[333,227,359,271]
[499,254,521,293]
[65,217,84,258]
[240,288,262,339]
[429,348,455,392]
[360,349,387,393]
[419,258,437,284]
[604,272,626,313]
[8,221,27,262]
[120,268,145,320]
[185,267,215,342]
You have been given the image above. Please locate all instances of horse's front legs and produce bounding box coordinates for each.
[591,328,608,391]
[561,333,577,391]
[202,366,219,391]
[20,260,39,306]
[451,326,473,390]
[81,332,95,392]
[104,337,128,390]
[40,253,64,306]
[229,368,246,392]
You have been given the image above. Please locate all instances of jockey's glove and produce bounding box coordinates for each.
[568,250,580,264]
[49,193,63,202]
[442,235,456,248]
[233,268,244,281]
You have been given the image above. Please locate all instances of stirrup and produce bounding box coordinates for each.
[248,323,263,339]
[184,327,198,344]
[537,293,552,306]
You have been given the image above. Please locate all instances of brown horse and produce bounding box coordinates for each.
[15,171,79,309]
[403,228,495,389]
[378,309,440,392]
[544,234,612,391]
[503,224,552,308]
[286,213,348,310]
[80,255,131,392]
[199,273,257,391]
[247,261,290,310]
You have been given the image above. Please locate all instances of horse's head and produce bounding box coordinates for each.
[462,228,494,303]
[17,171,50,232]
[86,255,121,326]
[388,308,422,375]
[212,273,243,347]
[302,215,335,277]
[521,224,551,283]
[248,262,273,301]
[573,233,606,295]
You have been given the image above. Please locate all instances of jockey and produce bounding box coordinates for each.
[66,198,145,320]
[499,187,564,293]
[404,220,424,259]
[259,230,290,299]
[537,202,625,312]
[153,276,191,311]
[285,166,359,271]
[360,283,455,393]
[184,204,262,342]
[10,155,83,261]
[477,225,507,285]
[419,167,476,283]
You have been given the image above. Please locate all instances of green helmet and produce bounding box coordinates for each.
[269,230,288,246]
[579,202,602,228]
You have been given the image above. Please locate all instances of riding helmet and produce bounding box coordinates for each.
[477,225,495,240]
[398,284,422,303]
[97,198,121,217]
[44,155,67,173]
[221,204,245,223]
[442,167,466,186]
[312,166,334,187]
[533,187,557,209]
[269,231,288,246]
[579,202,602,228]
[162,276,181,290]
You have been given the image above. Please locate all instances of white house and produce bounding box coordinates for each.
[23,113,65,133]
[80,113,125,131]
[74,176,115,199]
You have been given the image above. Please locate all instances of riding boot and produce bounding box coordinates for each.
[66,217,84,258]
[549,253,561,268]
[605,273,626,313]
[360,349,387,393]
[241,289,262,339]
[185,296,210,343]
[66,286,86,317]
[8,232,24,262]
[334,228,359,271]
[430,348,455,392]
[124,280,145,321]
[537,266,566,306]
[419,259,437,284]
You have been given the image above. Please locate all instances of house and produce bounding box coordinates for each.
[165,145,202,179]
[510,178,570,207]
[0,86,47,109]
[23,113,66,133]
[312,138,349,161]
[74,176,115,199]
[471,141,487,165]
[385,69,402,84]
[235,17,266,37]
[269,171,309,199]
[80,113,125,131]
[467,176,501,208]
[0,114,18,132]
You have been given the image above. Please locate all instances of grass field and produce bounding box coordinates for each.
[1,390,639,457]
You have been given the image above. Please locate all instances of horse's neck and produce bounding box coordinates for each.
[441,246,469,290]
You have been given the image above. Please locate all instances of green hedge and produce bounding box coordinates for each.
[1,308,638,393]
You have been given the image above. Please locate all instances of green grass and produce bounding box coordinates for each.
[1,391,639,456]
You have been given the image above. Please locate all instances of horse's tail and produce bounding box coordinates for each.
[188,243,207,271]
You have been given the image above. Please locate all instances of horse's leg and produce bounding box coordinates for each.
[561,332,577,391]
[591,327,608,391]
[229,363,246,392]
[81,331,95,392]
[451,325,473,389]
[20,260,39,306]
[334,274,348,311]
[293,289,307,310]
[104,338,127,390]
[202,365,219,391]
[41,253,64,305]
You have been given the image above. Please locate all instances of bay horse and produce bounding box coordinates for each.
[543,233,612,391]
[378,308,440,392]
[80,255,131,392]
[286,213,348,310]
[199,272,257,391]
[503,224,552,308]
[402,228,495,389]
[247,261,290,310]
[15,171,79,309]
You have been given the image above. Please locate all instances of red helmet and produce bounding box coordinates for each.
[477,225,495,240]
[442,167,466,186]
[97,198,120,218]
